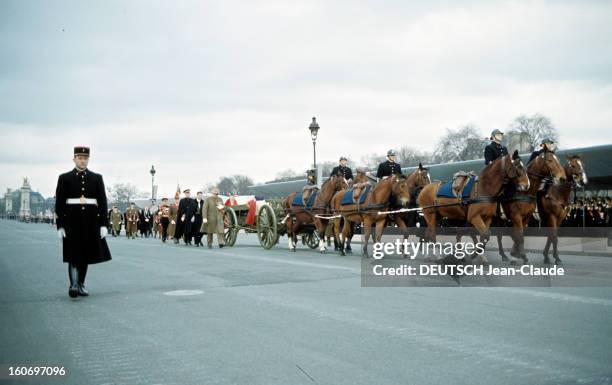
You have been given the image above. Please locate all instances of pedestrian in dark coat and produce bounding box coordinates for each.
[55,146,111,298]
[174,189,197,245]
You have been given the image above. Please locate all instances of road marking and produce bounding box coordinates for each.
[163,290,204,296]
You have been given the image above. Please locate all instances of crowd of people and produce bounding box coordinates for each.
[106,187,228,248]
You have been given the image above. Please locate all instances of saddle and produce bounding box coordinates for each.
[437,172,476,199]
[293,187,318,208]
[341,184,371,205]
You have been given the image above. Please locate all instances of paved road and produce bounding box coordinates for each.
[1,219,611,385]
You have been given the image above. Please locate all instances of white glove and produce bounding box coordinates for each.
[203,218,208,224]
[181,214,186,221]
[216,204,224,210]
[57,228,66,239]
[100,226,108,239]
[191,216,195,223]
[171,220,176,224]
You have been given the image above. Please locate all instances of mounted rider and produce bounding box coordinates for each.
[484,129,511,219]
[484,129,508,165]
[376,149,402,180]
[528,137,556,163]
[330,156,353,183]
[529,138,558,215]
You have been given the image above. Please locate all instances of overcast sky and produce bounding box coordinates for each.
[1,0,611,198]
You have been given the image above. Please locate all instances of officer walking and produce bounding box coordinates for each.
[55,146,112,298]
[376,149,402,179]
[484,129,508,165]
[330,156,353,182]
[192,191,205,247]
[174,189,197,245]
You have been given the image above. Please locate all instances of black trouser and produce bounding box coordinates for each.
[68,262,88,285]
[161,217,170,241]
[174,218,192,243]
[192,214,203,244]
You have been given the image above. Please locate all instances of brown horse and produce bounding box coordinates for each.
[417,150,530,264]
[393,164,432,246]
[540,155,588,264]
[328,172,372,254]
[282,174,348,252]
[494,150,567,263]
[331,174,412,257]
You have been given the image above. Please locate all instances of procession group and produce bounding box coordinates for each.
[108,188,227,248]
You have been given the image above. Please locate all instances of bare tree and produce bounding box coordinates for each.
[217,177,236,195]
[433,124,487,163]
[106,183,144,208]
[360,153,386,170]
[508,113,559,152]
[232,175,254,194]
[396,146,432,167]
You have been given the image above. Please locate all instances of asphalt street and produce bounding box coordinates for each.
[1,219,611,385]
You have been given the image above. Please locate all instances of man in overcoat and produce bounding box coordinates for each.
[55,146,112,298]
[200,187,226,248]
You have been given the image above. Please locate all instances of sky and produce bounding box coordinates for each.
[1,0,611,198]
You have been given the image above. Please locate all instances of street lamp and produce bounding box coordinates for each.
[150,165,156,206]
[309,117,320,169]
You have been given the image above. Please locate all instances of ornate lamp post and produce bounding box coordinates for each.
[150,165,156,206]
[309,117,320,169]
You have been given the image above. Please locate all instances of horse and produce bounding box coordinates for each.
[331,174,412,257]
[393,164,432,249]
[328,172,372,254]
[540,155,588,264]
[495,150,566,263]
[282,173,348,252]
[416,150,530,264]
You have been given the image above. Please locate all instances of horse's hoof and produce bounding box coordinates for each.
[554,258,563,265]
[501,255,509,262]
[543,257,551,264]
[291,248,296,252]
[340,251,346,256]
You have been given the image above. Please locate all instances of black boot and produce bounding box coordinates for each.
[68,264,78,298]
[77,264,89,296]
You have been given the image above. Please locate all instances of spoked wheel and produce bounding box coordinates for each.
[257,203,279,249]
[223,207,239,247]
[305,231,320,249]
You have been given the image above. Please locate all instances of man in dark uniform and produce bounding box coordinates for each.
[484,130,510,222]
[55,146,112,298]
[159,197,171,242]
[528,138,556,163]
[529,138,557,218]
[174,189,197,245]
[376,149,402,179]
[330,156,353,182]
[484,129,508,165]
[192,191,205,247]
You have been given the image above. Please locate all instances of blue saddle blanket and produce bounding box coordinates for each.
[437,177,475,199]
[292,190,318,207]
[341,186,370,205]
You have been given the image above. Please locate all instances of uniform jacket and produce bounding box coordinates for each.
[376,160,402,178]
[330,165,354,181]
[54,168,112,264]
[484,141,508,165]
